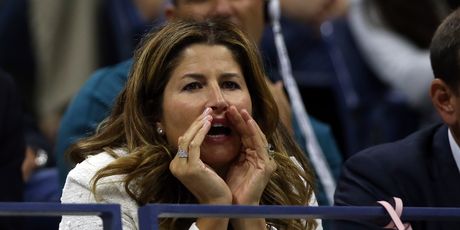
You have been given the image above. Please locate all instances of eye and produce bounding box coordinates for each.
[222,81,241,90]
[182,82,203,91]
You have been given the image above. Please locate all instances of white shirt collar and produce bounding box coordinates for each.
[448,128,460,173]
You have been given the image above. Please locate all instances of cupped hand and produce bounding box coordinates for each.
[169,108,232,205]
[225,106,277,205]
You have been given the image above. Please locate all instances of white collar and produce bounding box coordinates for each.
[448,128,460,173]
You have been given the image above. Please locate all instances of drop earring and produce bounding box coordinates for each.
[157,127,164,136]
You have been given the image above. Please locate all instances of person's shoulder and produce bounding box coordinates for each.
[93,59,132,80]
[67,150,128,182]
[308,116,332,134]
[347,123,445,166]
[64,59,133,115]
[83,59,133,91]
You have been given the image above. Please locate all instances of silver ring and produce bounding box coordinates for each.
[177,149,188,158]
[266,143,275,158]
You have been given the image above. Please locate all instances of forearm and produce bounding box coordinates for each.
[194,196,233,230]
[229,202,266,230]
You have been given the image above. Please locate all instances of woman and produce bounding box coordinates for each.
[59,19,320,230]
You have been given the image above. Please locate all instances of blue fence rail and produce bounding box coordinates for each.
[0,202,122,230]
[1,202,460,230]
[138,204,460,230]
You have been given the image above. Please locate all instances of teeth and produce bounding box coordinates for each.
[212,123,224,127]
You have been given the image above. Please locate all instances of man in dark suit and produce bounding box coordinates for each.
[333,7,460,230]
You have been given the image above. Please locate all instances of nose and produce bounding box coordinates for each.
[211,0,233,18]
[207,85,228,113]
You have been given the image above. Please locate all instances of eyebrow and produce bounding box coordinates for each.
[181,72,243,80]
[181,73,205,81]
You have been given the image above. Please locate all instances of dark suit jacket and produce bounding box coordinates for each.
[333,124,460,229]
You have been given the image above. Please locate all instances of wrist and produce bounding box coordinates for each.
[199,196,232,205]
[231,218,266,229]
[232,197,260,205]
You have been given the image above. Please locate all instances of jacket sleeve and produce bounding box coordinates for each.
[332,150,396,229]
[59,153,138,230]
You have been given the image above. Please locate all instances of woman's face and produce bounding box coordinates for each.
[160,43,252,170]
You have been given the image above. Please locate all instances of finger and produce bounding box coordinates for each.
[226,105,255,147]
[177,116,211,160]
[241,110,267,144]
[240,109,267,146]
[188,118,212,162]
[177,108,212,158]
[240,109,270,161]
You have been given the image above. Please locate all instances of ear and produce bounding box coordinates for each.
[156,122,165,136]
[430,78,457,125]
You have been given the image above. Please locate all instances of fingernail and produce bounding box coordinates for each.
[202,107,211,115]
[202,115,212,122]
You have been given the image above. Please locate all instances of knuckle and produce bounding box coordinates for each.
[178,136,186,145]
[189,141,199,149]
[169,161,178,174]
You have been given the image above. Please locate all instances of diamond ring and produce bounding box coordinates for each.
[177,149,188,158]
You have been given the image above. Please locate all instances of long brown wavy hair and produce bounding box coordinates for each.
[67,19,317,230]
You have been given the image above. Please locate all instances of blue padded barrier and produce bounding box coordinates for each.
[138,204,460,230]
[0,202,122,230]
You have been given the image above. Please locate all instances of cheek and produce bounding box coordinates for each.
[162,99,198,146]
[239,0,263,21]
[230,92,252,114]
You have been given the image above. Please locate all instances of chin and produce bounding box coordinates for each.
[201,148,239,170]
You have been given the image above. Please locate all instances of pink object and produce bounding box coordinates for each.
[377,197,413,230]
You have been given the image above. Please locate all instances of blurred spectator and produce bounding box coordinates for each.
[28,0,163,140]
[0,69,25,230]
[281,0,348,27]
[347,0,460,126]
[261,0,349,153]
[22,115,60,205]
[21,137,61,230]
[0,0,36,119]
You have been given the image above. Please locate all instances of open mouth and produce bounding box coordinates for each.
[207,123,232,136]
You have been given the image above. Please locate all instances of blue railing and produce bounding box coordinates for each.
[1,202,460,229]
[138,204,460,230]
[0,202,122,230]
